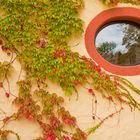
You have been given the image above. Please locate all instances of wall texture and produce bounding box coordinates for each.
[1,0,140,140]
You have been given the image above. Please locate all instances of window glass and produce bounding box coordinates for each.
[95,22,140,66]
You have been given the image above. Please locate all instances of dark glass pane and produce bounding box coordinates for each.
[95,21,140,66]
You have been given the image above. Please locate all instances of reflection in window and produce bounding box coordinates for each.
[95,22,140,66]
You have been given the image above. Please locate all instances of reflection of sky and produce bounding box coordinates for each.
[95,24,128,54]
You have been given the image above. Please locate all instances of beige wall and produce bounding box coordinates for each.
[1,0,140,139]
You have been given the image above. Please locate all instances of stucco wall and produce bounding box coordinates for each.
[1,0,140,140]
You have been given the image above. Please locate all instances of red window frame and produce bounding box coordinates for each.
[85,7,140,76]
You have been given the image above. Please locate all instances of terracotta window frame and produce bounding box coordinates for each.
[85,7,140,76]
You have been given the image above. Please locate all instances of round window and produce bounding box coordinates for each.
[95,21,140,66]
[85,7,140,75]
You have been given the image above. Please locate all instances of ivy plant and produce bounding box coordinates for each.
[0,0,140,140]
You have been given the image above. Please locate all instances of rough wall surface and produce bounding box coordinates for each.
[1,0,140,140]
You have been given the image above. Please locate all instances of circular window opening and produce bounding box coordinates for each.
[95,21,140,66]
[85,7,140,76]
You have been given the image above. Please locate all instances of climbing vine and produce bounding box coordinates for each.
[0,0,140,139]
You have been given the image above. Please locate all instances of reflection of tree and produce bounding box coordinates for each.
[122,24,140,48]
[116,23,140,65]
[97,41,116,56]
[97,39,138,66]
[116,46,136,65]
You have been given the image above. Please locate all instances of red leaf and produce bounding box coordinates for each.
[5,92,10,98]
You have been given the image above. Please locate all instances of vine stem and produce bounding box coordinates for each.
[0,115,14,130]
[17,66,22,82]
[87,107,123,135]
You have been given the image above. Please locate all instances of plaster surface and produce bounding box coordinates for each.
[1,1,140,140]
